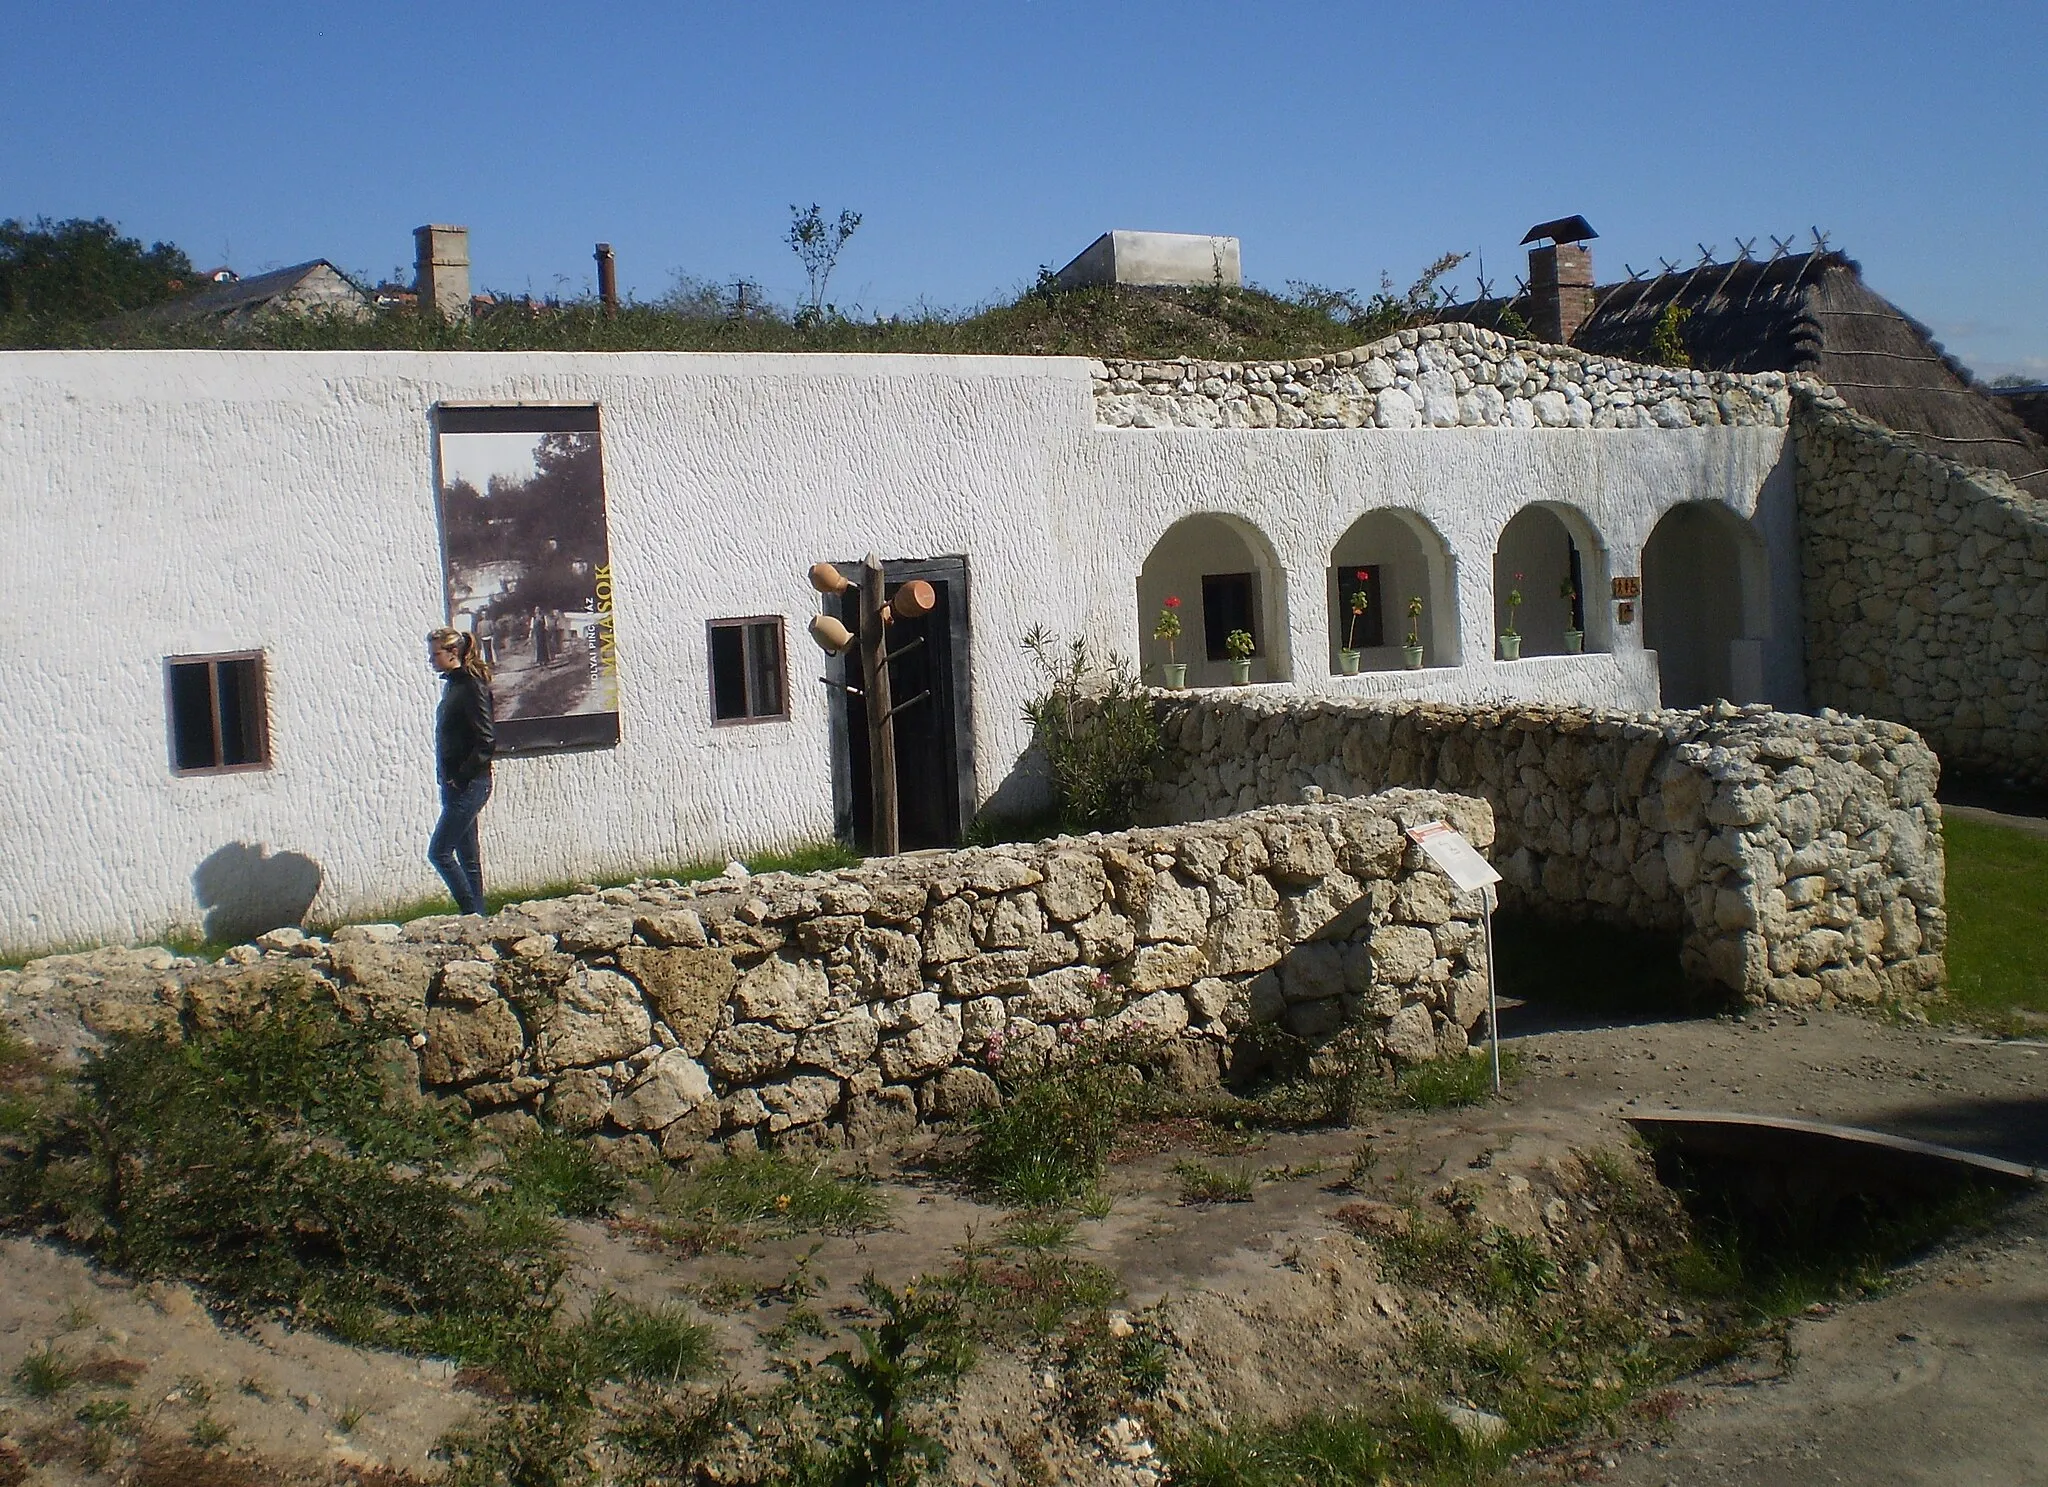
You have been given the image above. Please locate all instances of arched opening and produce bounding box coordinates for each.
[1642,501,1769,707]
[1138,513,1291,687]
[1492,503,1609,659]
[1327,509,1459,672]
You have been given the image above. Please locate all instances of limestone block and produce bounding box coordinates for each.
[879,1007,964,1081]
[1392,874,1454,926]
[1284,998,1346,1039]
[423,999,525,1085]
[558,911,636,954]
[544,1069,612,1133]
[845,1084,919,1148]
[534,968,651,1071]
[1278,872,1364,941]
[963,854,1041,894]
[853,928,923,999]
[961,995,1008,1045]
[634,909,708,948]
[764,1075,842,1132]
[795,914,866,956]
[1108,990,1190,1040]
[615,945,737,1055]
[1014,966,1104,1022]
[796,1009,881,1077]
[1261,822,1337,883]
[329,941,435,1033]
[1205,905,1282,975]
[1073,905,1137,964]
[975,891,1046,949]
[934,949,1028,1001]
[1368,925,1435,985]
[1449,972,1491,1030]
[610,1050,714,1131]
[1038,853,1109,922]
[1186,977,1235,1025]
[1121,943,1209,994]
[1281,943,1347,1003]
[879,991,941,1030]
[919,1067,1001,1119]
[1382,1003,1438,1063]
[922,896,978,965]
[704,1022,796,1084]
[734,956,833,1031]
[435,959,500,1007]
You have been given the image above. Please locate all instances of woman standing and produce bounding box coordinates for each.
[427,628,496,917]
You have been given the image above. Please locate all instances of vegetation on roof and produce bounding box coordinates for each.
[0,215,1471,362]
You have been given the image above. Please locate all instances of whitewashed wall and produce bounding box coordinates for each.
[0,350,1796,951]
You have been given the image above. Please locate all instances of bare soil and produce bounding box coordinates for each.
[3,1002,2043,1484]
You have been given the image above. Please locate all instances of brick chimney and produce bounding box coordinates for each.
[1528,241,1594,345]
[414,225,471,322]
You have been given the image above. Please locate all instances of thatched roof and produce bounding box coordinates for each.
[1437,251,2048,496]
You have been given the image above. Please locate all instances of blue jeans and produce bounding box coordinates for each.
[428,774,492,916]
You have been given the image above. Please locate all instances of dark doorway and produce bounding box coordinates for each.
[828,556,974,852]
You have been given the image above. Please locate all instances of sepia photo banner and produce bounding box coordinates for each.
[434,404,620,753]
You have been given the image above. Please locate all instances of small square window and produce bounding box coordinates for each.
[166,652,270,774]
[709,618,788,723]
[1201,572,1260,661]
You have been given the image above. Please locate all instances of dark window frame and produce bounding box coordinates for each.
[1200,571,1261,661]
[164,650,272,776]
[707,616,790,725]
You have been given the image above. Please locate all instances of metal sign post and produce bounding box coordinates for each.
[1405,822,1507,1093]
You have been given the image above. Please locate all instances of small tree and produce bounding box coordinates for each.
[0,216,193,324]
[1650,302,1692,368]
[1021,626,1160,833]
[786,203,862,325]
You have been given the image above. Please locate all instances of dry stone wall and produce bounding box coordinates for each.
[0,793,1495,1160]
[1793,390,2048,786]
[1092,320,1794,431]
[1141,694,1944,1013]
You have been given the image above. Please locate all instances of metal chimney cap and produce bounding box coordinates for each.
[1521,215,1598,246]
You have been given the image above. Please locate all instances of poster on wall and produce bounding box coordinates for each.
[434,405,620,753]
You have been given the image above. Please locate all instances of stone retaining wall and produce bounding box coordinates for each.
[1092,320,1794,431]
[1140,694,1944,1012]
[0,793,1493,1160]
[1793,391,2048,786]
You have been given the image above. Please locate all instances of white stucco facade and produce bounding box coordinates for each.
[0,350,1799,951]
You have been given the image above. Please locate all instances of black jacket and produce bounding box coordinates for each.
[436,670,496,786]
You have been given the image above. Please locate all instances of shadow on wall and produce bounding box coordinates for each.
[192,843,323,943]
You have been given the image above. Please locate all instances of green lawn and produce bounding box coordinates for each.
[1941,814,2048,1031]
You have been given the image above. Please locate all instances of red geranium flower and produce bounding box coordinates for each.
[1164,595,1181,608]
[1354,569,1368,581]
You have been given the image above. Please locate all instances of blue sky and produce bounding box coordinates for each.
[8,1,2043,378]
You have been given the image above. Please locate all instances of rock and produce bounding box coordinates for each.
[940,950,1035,1001]
[845,1084,919,1148]
[796,1010,881,1077]
[704,1022,797,1084]
[763,1075,842,1132]
[1369,925,1435,985]
[544,1069,612,1132]
[534,968,651,1071]
[1437,1403,1509,1446]
[878,1007,963,1081]
[1107,990,1190,1040]
[615,945,737,1054]
[434,959,499,1007]
[1381,1003,1437,1064]
[1120,943,1208,994]
[1013,966,1103,1022]
[733,956,832,1031]
[1038,853,1109,922]
[919,1066,1001,1119]
[608,1049,714,1130]
[558,911,636,954]
[329,941,434,1032]
[634,909,708,948]
[422,999,525,1084]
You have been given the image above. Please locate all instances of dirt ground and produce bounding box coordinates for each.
[3,1000,2043,1484]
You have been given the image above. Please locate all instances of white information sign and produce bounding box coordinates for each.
[1404,822,1502,893]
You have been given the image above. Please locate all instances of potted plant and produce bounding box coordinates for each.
[1402,596,1425,669]
[1561,575,1584,654]
[1338,583,1368,675]
[1225,627,1255,685]
[1499,571,1524,661]
[1153,595,1186,688]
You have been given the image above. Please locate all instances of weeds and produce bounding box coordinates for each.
[185,1414,232,1449]
[644,1152,890,1252]
[14,1345,76,1399]
[497,1127,628,1218]
[1165,1408,1391,1487]
[1171,1159,1257,1204]
[963,1036,1140,1206]
[580,1293,717,1388]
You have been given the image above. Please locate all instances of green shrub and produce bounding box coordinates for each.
[647,1151,890,1252]
[1019,627,1161,834]
[1171,1159,1256,1204]
[962,1044,1134,1207]
[14,1344,76,1399]
[498,1128,627,1218]
[578,1293,716,1387]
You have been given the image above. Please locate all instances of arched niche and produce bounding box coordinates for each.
[1642,501,1769,707]
[1492,502,1610,658]
[1138,513,1291,687]
[1327,508,1459,671]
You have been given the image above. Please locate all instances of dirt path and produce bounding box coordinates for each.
[4,1004,2044,1484]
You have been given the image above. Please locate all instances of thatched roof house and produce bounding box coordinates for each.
[1438,247,2048,497]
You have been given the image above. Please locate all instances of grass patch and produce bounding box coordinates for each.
[497,1128,629,1217]
[962,1047,1136,1207]
[1226,1023,1516,1131]
[578,1293,717,1388]
[14,1345,76,1399]
[1941,814,2048,1030]
[1172,1158,1257,1204]
[642,1151,891,1253]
